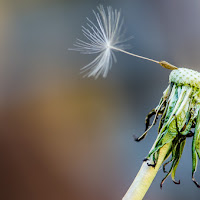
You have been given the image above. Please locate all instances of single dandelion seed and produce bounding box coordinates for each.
[70,5,178,79]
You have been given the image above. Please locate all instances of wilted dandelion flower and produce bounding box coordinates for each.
[123,68,200,200]
[135,68,200,188]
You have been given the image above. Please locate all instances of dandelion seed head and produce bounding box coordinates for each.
[71,5,127,78]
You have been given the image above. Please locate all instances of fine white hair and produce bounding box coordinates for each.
[71,5,127,78]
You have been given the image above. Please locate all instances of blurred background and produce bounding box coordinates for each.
[1,0,200,199]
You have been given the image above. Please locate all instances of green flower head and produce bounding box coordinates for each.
[135,68,200,188]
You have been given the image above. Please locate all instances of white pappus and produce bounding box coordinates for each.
[71,5,128,78]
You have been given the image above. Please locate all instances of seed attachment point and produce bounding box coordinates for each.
[159,61,178,70]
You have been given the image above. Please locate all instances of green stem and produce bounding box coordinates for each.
[122,142,171,200]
